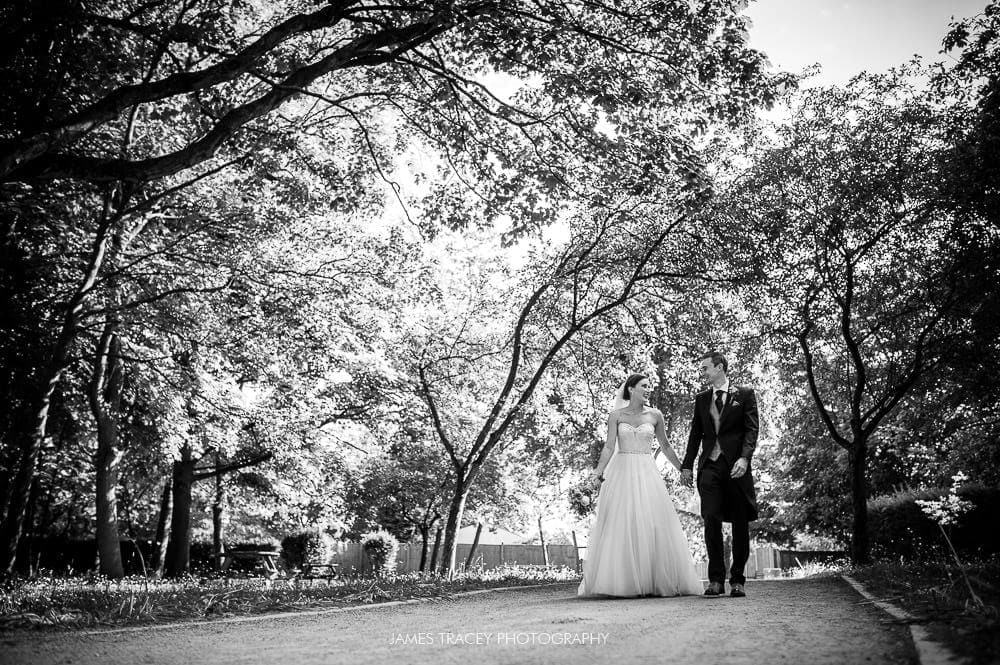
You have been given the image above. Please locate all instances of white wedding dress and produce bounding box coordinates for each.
[578,422,703,597]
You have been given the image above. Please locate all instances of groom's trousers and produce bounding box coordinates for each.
[700,456,751,586]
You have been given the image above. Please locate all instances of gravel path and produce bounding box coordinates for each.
[1,578,918,665]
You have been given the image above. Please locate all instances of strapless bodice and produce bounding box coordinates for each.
[617,421,655,454]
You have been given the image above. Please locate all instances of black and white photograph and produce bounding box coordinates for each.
[1,0,997,663]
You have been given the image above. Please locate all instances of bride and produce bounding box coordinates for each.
[578,373,703,598]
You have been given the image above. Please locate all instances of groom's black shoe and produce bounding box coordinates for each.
[704,582,723,596]
[730,583,746,598]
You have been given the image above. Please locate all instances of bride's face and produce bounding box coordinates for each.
[632,378,651,401]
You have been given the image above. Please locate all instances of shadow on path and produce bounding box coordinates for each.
[2,577,918,665]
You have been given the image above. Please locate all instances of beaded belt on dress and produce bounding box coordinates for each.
[617,450,649,455]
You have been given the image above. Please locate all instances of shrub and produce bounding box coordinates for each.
[361,530,399,576]
[280,530,335,569]
[11,537,281,577]
[868,485,1000,561]
[188,540,216,573]
[15,537,156,576]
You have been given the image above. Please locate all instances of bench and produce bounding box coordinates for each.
[219,550,281,579]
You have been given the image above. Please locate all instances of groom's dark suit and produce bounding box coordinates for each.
[683,385,759,587]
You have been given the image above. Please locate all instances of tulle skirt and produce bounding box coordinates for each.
[578,453,703,598]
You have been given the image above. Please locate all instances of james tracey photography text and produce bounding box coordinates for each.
[388,632,610,646]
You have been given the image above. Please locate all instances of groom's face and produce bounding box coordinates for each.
[697,359,724,385]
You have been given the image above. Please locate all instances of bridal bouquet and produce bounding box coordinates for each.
[568,478,600,519]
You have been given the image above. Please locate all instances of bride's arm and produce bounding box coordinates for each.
[653,410,682,472]
[593,411,618,480]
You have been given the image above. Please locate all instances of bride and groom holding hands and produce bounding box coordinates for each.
[578,351,760,599]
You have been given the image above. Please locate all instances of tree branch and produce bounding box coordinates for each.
[3,3,496,183]
[0,1,361,177]
[418,361,460,471]
[798,287,852,450]
[194,452,274,480]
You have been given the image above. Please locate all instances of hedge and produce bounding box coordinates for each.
[868,485,1000,561]
[14,537,279,576]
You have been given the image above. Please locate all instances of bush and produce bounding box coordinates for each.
[868,485,1000,561]
[188,540,216,573]
[361,530,399,576]
[280,530,335,569]
[15,537,156,576]
[12,537,281,577]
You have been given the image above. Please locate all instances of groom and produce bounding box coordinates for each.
[681,351,759,598]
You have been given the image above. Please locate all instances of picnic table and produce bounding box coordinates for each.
[219,550,281,579]
[299,563,340,580]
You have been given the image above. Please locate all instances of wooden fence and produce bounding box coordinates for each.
[334,541,580,575]
[332,542,834,579]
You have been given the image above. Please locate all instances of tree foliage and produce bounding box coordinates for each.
[4,1,995,577]
[716,52,1000,559]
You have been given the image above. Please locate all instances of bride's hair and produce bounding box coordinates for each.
[621,373,647,401]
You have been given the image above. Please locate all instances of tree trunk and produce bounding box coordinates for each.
[212,454,225,571]
[0,391,59,574]
[571,530,580,573]
[16,477,42,576]
[0,206,114,576]
[0,437,19,526]
[164,447,196,577]
[465,522,484,571]
[418,525,430,572]
[429,526,443,573]
[537,516,549,567]
[848,442,871,565]
[151,477,172,577]
[723,526,733,574]
[92,327,125,578]
[94,438,125,578]
[439,485,468,574]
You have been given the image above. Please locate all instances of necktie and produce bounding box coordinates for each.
[715,390,725,414]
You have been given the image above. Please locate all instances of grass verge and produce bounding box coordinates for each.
[0,566,580,631]
[849,559,999,665]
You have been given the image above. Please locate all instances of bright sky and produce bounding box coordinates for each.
[744,0,987,85]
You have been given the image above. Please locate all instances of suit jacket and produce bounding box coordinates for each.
[683,385,759,520]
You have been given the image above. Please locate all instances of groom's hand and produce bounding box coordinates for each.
[731,457,748,478]
[681,469,693,488]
